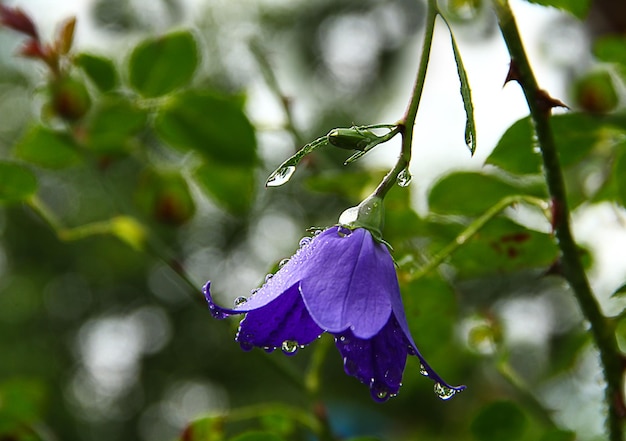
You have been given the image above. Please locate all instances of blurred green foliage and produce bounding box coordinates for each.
[0,0,625,441]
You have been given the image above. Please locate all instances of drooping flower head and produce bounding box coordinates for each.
[204,221,465,401]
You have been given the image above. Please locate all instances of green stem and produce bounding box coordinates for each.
[374,0,438,200]
[493,2,624,439]
[497,357,558,429]
[250,40,304,146]
[410,195,547,281]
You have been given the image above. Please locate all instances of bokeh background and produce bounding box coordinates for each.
[1,0,626,440]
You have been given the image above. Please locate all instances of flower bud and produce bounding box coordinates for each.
[328,127,376,151]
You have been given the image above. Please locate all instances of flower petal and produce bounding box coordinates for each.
[334,315,408,402]
[386,287,466,396]
[299,227,394,338]
[236,283,324,353]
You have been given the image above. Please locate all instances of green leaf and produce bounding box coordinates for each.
[229,432,286,441]
[487,113,621,175]
[449,27,476,155]
[85,96,147,153]
[612,284,626,298]
[0,378,46,434]
[523,0,590,19]
[155,90,257,166]
[428,171,523,215]
[194,162,255,215]
[179,416,225,441]
[135,169,195,226]
[75,53,118,92]
[403,275,457,356]
[14,125,81,168]
[129,30,198,97]
[470,401,526,441]
[450,217,558,278]
[0,162,37,203]
[573,69,618,114]
[594,35,626,70]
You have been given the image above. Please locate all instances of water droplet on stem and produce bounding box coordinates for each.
[266,165,296,187]
[397,168,412,187]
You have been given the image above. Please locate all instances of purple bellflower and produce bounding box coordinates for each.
[204,225,465,402]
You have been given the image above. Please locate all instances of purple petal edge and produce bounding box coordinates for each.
[203,281,243,319]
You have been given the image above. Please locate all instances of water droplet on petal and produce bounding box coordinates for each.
[239,341,253,351]
[434,383,457,400]
[299,237,312,248]
[278,258,290,268]
[419,364,429,377]
[250,288,259,296]
[264,273,274,283]
[370,381,391,402]
[234,296,248,307]
[343,357,358,376]
[266,165,296,187]
[281,340,299,355]
[337,226,352,238]
[397,168,412,187]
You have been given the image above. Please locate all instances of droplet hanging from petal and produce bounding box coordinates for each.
[419,364,429,377]
[434,382,457,400]
[281,339,299,355]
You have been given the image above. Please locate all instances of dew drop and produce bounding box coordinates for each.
[264,273,274,283]
[434,383,457,400]
[239,341,254,351]
[299,237,312,248]
[465,130,475,154]
[370,381,391,402]
[337,226,352,238]
[419,364,429,377]
[281,339,299,355]
[397,168,412,187]
[233,296,247,307]
[278,258,290,269]
[250,288,259,296]
[343,357,358,376]
[266,165,296,187]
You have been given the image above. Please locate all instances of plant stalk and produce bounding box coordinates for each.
[493,1,625,439]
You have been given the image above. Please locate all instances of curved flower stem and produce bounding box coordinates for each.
[373,0,438,200]
[26,195,206,305]
[497,356,558,429]
[409,194,547,281]
[493,1,625,439]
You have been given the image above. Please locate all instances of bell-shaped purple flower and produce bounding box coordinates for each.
[204,225,465,401]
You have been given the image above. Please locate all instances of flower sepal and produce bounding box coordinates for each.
[338,195,387,245]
